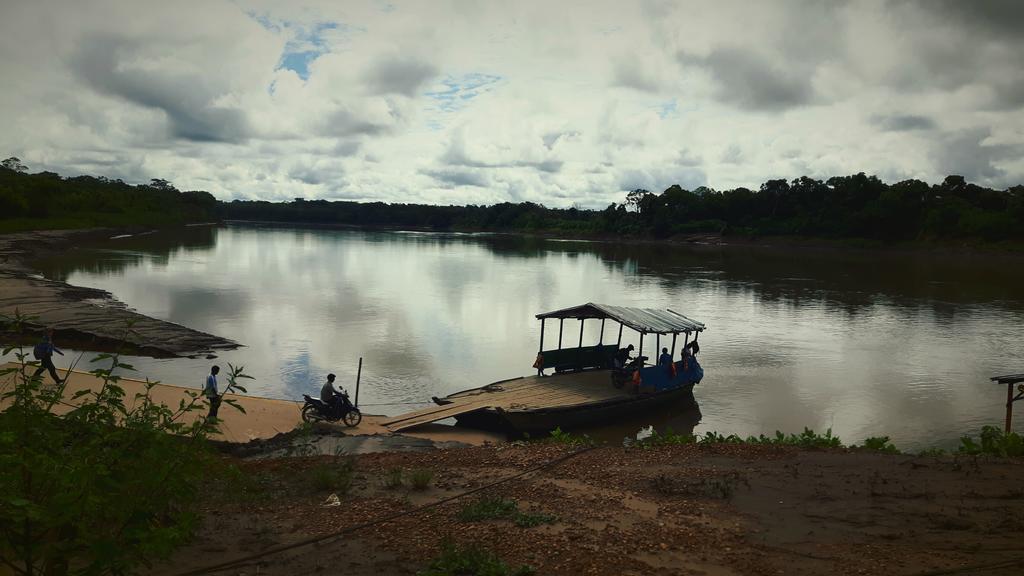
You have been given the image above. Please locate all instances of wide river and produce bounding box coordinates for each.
[28,224,1024,449]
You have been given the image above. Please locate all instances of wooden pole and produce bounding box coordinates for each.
[1007,382,1014,434]
[538,318,545,352]
[599,318,605,345]
[671,333,677,358]
[355,357,363,408]
[617,323,623,346]
[558,319,564,350]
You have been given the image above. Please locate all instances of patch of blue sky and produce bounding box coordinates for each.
[246,11,362,82]
[657,98,678,119]
[425,73,503,113]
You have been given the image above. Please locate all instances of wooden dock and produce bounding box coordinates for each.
[380,370,627,432]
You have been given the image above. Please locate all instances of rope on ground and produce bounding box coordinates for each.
[173,444,598,576]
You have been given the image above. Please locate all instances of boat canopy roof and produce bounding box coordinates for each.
[536,302,705,335]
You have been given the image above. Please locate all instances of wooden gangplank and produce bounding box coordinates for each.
[381,371,623,432]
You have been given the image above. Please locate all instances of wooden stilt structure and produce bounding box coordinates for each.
[990,373,1024,433]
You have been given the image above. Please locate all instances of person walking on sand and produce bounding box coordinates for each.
[204,365,221,419]
[32,328,64,384]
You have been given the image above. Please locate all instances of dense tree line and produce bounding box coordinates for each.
[3,156,1023,242]
[0,157,217,231]
[224,173,1024,242]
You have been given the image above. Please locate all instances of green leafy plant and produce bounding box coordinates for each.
[512,511,557,528]
[958,426,1024,457]
[308,458,354,493]
[408,468,434,490]
[458,497,518,522]
[384,467,404,489]
[860,436,900,454]
[418,539,534,576]
[457,496,555,528]
[0,311,250,576]
[547,426,592,446]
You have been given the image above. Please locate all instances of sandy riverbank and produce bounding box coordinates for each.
[0,362,503,447]
[0,228,237,357]
[151,442,1024,576]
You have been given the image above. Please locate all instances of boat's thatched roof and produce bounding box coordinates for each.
[536,302,705,335]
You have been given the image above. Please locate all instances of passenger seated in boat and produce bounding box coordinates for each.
[614,344,634,369]
[658,347,672,367]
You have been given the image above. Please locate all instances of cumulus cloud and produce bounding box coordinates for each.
[0,0,1021,206]
[872,114,936,132]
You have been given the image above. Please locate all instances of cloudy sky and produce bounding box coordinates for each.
[1,0,1022,206]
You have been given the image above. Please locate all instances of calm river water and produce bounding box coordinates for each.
[29,224,1024,449]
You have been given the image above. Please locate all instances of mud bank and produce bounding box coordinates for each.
[155,443,1024,576]
[0,228,237,357]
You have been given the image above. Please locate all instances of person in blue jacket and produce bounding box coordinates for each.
[32,328,64,384]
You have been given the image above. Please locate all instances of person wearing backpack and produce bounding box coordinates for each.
[32,328,64,384]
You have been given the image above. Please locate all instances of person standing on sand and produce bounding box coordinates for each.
[204,365,221,419]
[32,328,64,384]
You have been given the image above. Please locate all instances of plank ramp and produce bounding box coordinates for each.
[381,371,626,432]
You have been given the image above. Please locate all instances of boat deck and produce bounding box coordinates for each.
[380,370,628,432]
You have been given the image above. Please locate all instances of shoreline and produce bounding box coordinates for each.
[0,227,238,357]
[225,218,1024,260]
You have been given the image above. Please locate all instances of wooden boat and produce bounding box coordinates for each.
[381,303,705,434]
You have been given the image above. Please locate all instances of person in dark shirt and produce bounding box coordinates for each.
[32,328,64,384]
[658,347,672,366]
[320,373,342,410]
[614,344,634,369]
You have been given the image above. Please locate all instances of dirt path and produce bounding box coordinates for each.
[0,228,237,357]
[150,443,1024,576]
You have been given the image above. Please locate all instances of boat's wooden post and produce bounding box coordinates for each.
[682,333,689,358]
[577,318,585,367]
[558,319,564,350]
[355,356,363,408]
[638,332,644,365]
[599,318,605,344]
[1007,381,1014,434]
[617,323,623,346]
[539,318,545,351]
[656,334,660,356]
[671,333,677,358]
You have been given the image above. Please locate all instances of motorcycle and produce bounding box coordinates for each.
[611,355,647,388]
[301,391,362,427]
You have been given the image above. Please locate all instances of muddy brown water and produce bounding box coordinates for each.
[16,224,1024,450]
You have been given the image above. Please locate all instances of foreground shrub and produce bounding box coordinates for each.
[959,426,1024,457]
[418,540,534,576]
[0,313,249,576]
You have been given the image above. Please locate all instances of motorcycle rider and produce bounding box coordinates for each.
[614,344,634,369]
[320,373,344,416]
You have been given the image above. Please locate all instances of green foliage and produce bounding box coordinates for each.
[458,497,518,522]
[308,459,354,493]
[860,436,900,454]
[0,166,217,231]
[917,447,947,457]
[0,311,250,576]
[635,427,843,449]
[958,426,1024,457]
[512,511,557,528]
[418,540,534,576]
[408,468,434,491]
[457,497,555,528]
[547,426,592,446]
[636,429,696,447]
[219,173,1024,244]
[383,467,404,489]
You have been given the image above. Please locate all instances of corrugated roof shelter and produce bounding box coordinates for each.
[536,303,705,335]
[991,373,1024,433]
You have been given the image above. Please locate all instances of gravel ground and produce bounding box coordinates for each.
[151,443,1024,576]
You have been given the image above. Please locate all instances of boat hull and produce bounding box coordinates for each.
[451,381,697,435]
